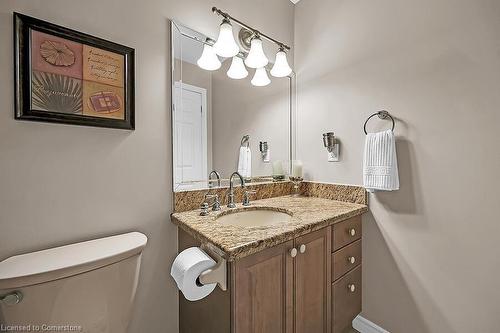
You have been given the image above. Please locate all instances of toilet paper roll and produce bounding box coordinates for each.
[170,247,217,301]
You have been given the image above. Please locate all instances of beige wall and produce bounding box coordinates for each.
[212,60,291,178]
[294,0,500,332]
[0,1,294,332]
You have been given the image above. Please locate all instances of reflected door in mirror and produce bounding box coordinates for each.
[173,83,208,190]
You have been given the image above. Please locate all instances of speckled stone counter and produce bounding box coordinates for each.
[300,182,367,205]
[171,195,367,261]
[173,181,367,213]
[174,181,294,213]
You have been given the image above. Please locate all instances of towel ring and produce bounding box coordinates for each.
[240,135,250,148]
[363,110,395,134]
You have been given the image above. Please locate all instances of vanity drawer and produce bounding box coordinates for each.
[332,239,361,281]
[332,216,361,252]
[332,265,361,333]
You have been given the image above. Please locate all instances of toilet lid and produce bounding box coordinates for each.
[0,232,147,290]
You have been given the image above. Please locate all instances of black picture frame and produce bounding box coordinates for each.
[14,12,135,130]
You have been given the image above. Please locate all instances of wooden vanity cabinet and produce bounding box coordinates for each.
[178,215,362,333]
[331,216,362,333]
[233,240,294,333]
[293,228,331,333]
[233,227,331,333]
[332,266,361,333]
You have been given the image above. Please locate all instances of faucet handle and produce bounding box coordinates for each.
[200,202,210,216]
[204,193,221,211]
[212,194,221,211]
[242,190,257,206]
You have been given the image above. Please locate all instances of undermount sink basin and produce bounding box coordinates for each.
[216,208,292,227]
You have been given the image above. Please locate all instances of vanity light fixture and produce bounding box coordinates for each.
[197,44,221,71]
[259,141,270,162]
[212,7,292,75]
[244,35,268,69]
[227,55,248,79]
[251,67,271,87]
[270,47,292,77]
[213,19,239,58]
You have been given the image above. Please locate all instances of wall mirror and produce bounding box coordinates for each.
[171,21,293,192]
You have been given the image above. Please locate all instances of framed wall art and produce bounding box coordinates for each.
[14,13,135,129]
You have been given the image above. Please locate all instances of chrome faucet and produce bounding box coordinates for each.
[227,172,245,208]
[208,170,221,188]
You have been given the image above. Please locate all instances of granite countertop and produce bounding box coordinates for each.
[171,195,368,261]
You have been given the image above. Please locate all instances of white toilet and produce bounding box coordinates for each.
[0,232,147,333]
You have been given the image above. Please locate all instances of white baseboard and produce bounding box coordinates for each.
[352,315,390,333]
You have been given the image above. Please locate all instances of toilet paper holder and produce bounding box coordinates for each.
[198,245,227,291]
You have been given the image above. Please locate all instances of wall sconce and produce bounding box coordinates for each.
[323,132,339,162]
[259,141,270,162]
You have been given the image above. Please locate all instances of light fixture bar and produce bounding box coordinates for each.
[180,31,215,47]
[212,7,291,51]
[179,31,251,60]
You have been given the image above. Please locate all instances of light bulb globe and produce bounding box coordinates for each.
[251,67,271,87]
[213,20,239,58]
[227,56,248,79]
[244,37,269,69]
[270,49,292,77]
[197,44,221,71]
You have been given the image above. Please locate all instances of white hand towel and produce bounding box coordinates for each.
[363,129,399,192]
[237,147,252,178]
[245,147,252,179]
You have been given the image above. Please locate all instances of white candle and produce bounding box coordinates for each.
[292,160,303,178]
[272,160,284,175]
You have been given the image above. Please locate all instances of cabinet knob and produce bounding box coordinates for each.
[347,256,356,264]
[347,284,356,293]
[299,244,306,253]
[348,228,356,237]
[290,248,298,258]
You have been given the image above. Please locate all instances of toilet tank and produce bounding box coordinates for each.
[0,232,147,333]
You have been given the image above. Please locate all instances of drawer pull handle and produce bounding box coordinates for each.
[348,284,356,293]
[347,256,356,264]
[290,248,298,258]
[348,228,356,237]
[299,244,306,254]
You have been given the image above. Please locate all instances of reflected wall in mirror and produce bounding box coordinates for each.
[171,21,293,192]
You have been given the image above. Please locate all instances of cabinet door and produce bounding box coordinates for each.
[294,227,332,333]
[332,265,361,333]
[233,240,294,333]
